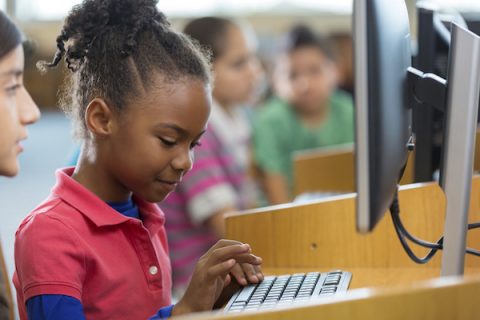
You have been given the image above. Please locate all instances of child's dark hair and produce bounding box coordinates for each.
[282,24,335,61]
[43,0,212,139]
[182,17,235,61]
[0,10,22,59]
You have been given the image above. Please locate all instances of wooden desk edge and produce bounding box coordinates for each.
[171,274,480,320]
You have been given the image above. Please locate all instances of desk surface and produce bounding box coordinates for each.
[197,180,480,320]
[173,274,480,320]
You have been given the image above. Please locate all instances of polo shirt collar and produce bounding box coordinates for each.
[52,167,165,231]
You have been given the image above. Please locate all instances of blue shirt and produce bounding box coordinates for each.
[26,198,174,320]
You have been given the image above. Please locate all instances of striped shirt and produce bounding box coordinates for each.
[159,102,254,291]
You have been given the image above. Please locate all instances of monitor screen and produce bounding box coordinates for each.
[354,0,412,232]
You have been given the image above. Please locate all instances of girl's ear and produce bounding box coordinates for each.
[84,98,116,137]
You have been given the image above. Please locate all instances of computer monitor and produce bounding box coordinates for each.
[412,5,473,184]
[354,0,412,233]
[354,0,480,276]
[413,5,454,183]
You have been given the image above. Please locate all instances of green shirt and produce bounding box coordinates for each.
[253,90,354,196]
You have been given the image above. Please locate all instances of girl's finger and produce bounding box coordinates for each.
[230,263,248,286]
[205,239,247,255]
[228,252,262,266]
[208,244,251,265]
[205,258,236,281]
[224,274,232,288]
[254,264,264,281]
[240,262,260,284]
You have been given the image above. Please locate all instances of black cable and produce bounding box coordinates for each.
[389,190,480,261]
[389,194,441,264]
[466,223,480,255]
[390,146,480,260]
[468,222,480,230]
[390,195,443,250]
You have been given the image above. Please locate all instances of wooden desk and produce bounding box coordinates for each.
[293,145,414,196]
[173,275,480,320]
[172,176,480,319]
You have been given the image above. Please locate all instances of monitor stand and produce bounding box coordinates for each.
[440,23,480,276]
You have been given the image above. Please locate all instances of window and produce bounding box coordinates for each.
[16,0,82,20]
[13,0,480,21]
[15,0,353,21]
[0,0,6,11]
[429,0,480,12]
[159,0,353,17]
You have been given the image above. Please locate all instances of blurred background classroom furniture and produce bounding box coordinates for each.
[293,144,415,197]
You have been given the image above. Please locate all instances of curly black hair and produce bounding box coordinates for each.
[43,0,212,139]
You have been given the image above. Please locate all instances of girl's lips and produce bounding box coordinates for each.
[157,179,180,185]
[156,179,179,192]
[16,141,24,153]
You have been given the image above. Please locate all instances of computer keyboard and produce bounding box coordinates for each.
[224,270,352,313]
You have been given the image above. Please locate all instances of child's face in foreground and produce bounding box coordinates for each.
[105,78,211,203]
[0,45,40,177]
[276,46,338,114]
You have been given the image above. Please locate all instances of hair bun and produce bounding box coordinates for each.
[97,0,168,28]
[47,0,170,70]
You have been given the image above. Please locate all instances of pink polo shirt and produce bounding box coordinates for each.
[13,167,172,320]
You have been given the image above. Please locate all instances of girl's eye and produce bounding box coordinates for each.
[232,58,247,70]
[6,84,21,95]
[190,141,202,150]
[159,137,176,147]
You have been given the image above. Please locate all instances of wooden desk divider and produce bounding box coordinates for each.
[172,176,480,320]
[293,144,414,197]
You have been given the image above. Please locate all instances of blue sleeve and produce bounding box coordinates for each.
[27,295,86,320]
[148,305,175,320]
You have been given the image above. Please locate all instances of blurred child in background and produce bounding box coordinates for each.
[0,10,40,320]
[158,17,261,298]
[253,24,354,205]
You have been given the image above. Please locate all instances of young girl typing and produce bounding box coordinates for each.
[0,11,40,320]
[12,1,263,319]
[159,17,261,298]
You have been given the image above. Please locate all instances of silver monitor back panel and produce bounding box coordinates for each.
[440,23,480,276]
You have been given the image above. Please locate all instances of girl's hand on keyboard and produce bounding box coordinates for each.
[212,259,264,309]
[230,260,264,286]
[172,239,263,315]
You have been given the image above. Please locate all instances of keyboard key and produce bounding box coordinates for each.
[234,285,256,303]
